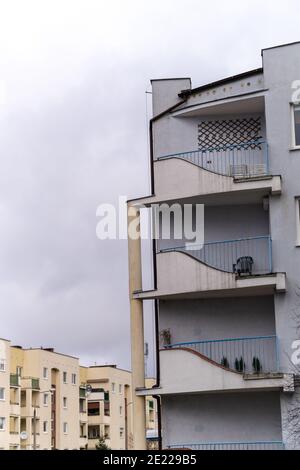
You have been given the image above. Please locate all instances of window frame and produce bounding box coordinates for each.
[43,421,48,433]
[0,417,5,431]
[0,388,5,401]
[63,397,67,409]
[292,104,300,149]
[43,393,48,406]
[63,371,67,384]
[42,367,48,380]
[0,359,6,372]
[63,422,68,434]
[296,197,300,246]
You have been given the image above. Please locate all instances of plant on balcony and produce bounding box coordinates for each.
[252,356,262,373]
[234,357,245,372]
[160,329,171,348]
[95,435,110,450]
[221,356,229,368]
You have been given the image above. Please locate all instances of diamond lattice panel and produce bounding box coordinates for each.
[198,117,262,150]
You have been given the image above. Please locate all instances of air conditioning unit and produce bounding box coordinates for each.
[230,164,248,178]
[250,164,267,177]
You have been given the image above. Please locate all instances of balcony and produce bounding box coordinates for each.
[134,236,286,300]
[136,345,293,396]
[168,335,279,374]
[168,441,285,450]
[21,377,40,390]
[10,402,20,416]
[134,140,281,207]
[9,432,20,447]
[161,235,273,276]
[10,374,20,387]
[80,412,88,423]
[159,140,269,178]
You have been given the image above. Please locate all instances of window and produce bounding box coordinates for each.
[63,397,67,409]
[296,198,300,245]
[43,393,48,406]
[0,417,5,431]
[119,384,122,394]
[119,405,122,416]
[0,359,5,372]
[293,105,300,147]
[120,427,124,439]
[43,421,48,433]
[71,373,76,385]
[43,367,48,379]
[104,425,110,440]
[104,400,110,417]
[0,388,4,401]
[88,425,100,439]
[63,422,68,434]
[111,382,115,393]
[16,366,22,376]
[88,401,100,416]
[63,372,67,384]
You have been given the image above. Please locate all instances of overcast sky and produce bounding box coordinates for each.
[0,0,299,372]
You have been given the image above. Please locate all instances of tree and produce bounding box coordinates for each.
[95,435,110,450]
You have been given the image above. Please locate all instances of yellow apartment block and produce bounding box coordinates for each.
[82,365,134,450]
[0,338,157,450]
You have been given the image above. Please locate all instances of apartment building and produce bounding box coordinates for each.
[128,42,300,450]
[81,365,133,450]
[0,342,88,450]
[0,338,11,450]
[145,378,158,449]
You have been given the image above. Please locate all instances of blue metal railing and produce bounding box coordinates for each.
[169,335,279,373]
[159,235,272,275]
[157,140,269,178]
[168,441,284,450]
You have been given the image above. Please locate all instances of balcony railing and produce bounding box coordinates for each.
[160,235,272,275]
[10,374,20,387]
[31,378,40,390]
[158,140,269,178]
[168,441,284,450]
[169,335,279,374]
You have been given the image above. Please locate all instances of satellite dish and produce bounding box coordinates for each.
[20,431,28,441]
[85,384,92,397]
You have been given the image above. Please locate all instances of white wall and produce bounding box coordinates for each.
[161,391,282,447]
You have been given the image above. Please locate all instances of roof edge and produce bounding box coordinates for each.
[261,41,300,55]
[179,68,263,98]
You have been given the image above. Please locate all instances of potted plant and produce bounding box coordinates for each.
[252,356,262,373]
[221,356,229,368]
[234,356,245,372]
[160,329,171,348]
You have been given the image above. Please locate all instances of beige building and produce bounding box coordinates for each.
[8,344,88,450]
[145,378,158,450]
[0,338,11,450]
[0,339,157,450]
[81,365,134,450]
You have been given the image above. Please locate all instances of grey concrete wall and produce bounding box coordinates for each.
[159,296,275,343]
[151,78,191,117]
[263,43,300,449]
[161,391,282,448]
[151,42,300,450]
[158,203,269,251]
[153,112,266,160]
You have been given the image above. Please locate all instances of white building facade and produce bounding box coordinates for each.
[129,42,300,450]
